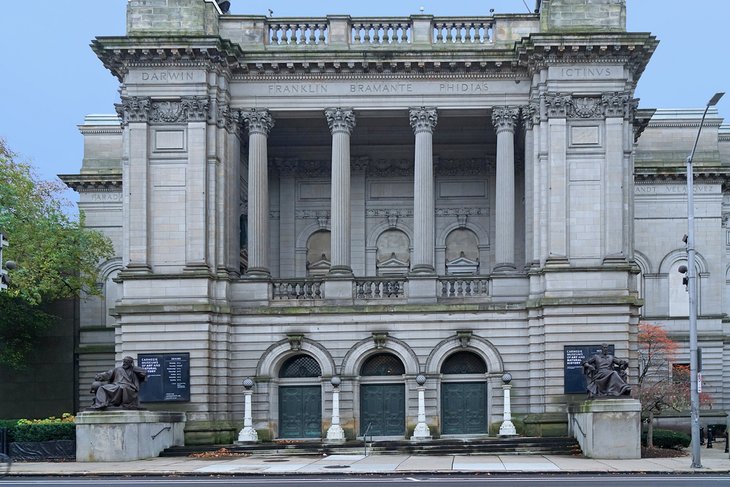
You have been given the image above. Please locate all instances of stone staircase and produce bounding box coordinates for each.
[160,436,582,457]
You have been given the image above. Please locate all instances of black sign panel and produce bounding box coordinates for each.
[563,344,614,394]
[138,353,190,402]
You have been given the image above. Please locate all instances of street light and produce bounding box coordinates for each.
[685,91,724,468]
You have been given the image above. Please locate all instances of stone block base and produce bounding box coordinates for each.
[76,411,185,462]
[568,399,641,459]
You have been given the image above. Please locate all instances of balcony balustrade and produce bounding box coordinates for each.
[221,14,538,50]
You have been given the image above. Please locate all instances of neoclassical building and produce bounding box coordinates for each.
[61,0,729,443]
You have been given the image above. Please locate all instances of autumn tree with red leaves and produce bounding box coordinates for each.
[637,322,712,448]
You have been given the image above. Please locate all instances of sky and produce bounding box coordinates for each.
[0,0,728,187]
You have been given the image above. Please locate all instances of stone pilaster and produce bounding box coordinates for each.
[325,108,356,277]
[491,106,520,272]
[116,96,151,274]
[241,109,275,277]
[522,104,539,267]
[409,107,438,275]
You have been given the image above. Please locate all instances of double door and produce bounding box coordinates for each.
[441,382,487,435]
[279,385,321,438]
[360,384,405,436]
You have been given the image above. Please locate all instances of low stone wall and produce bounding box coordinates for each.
[568,399,641,459]
[76,411,185,462]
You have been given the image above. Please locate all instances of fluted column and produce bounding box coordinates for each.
[241,109,274,277]
[325,108,356,277]
[409,107,438,275]
[491,106,519,272]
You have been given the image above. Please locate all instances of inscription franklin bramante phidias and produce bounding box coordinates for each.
[581,343,632,398]
[88,356,148,410]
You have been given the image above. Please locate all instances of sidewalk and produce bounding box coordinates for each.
[7,444,730,476]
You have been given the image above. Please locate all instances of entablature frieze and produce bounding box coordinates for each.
[272,156,491,177]
[515,33,658,80]
[115,96,212,125]
[541,91,638,121]
[92,37,243,81]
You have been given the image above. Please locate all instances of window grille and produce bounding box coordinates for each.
[279,354,322,378]
[440,351,487,374]
[361,353,405,376]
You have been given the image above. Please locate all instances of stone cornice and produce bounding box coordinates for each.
[59,173,123,192]
[515,33,658,79]
[92,36,244,81]
[634,171,730,184]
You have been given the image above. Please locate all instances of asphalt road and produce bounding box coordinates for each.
[1,476,730,487]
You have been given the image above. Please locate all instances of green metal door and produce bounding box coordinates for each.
[441,382,487,435]
[279,386,322,438]
[360,384,405,436]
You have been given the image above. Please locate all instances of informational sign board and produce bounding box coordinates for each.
[138,353,190,402]
[563,344,614,394]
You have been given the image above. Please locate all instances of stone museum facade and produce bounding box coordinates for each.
[60,0,730,443]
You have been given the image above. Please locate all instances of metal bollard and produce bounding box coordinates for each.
[707,426,713,449]
[700,427,705,445]
[725,431,729,454]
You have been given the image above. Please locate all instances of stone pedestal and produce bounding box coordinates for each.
[76,411,185,462]
[568,399,641,459]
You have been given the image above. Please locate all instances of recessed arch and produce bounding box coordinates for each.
[256,337,336,379]
[425,334,504,376]
[341,335,420,376]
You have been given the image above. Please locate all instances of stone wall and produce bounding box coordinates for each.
[541,0,626,32]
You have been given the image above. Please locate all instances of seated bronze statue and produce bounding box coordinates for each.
[582,344,631,398]
[88,356,148,410]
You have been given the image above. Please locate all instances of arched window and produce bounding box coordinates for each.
[440,351,487,374]
[361,353,405,376]
[279,354,322,378]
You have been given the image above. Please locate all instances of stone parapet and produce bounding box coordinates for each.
[76,411,186,461]
[568,399,641,459]
[540,0,626,33]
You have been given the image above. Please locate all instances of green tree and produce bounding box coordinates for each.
[0,139,114,368]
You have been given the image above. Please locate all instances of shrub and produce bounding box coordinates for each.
[3,414,76,442]
[642,429,691,450]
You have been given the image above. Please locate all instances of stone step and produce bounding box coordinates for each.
[160,437,582,458]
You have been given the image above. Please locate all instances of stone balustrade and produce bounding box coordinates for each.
[265,276,494,302]
[272,279,324,300]
[267,18,328,45]
[433,18,493,44]
[439,277,490,298]
[354,278,406,299]
[220,15,538,49]
[350,18,412,45]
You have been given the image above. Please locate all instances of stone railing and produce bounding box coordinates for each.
[267,18,329,45]
[439,277,490,298]
[272,279,324,300]
[221,15,538,49]
[350,18,412,45]
[354,278,406,299]
[433,18,494,44]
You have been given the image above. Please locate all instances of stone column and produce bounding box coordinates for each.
[325,108,356,277]
[238,378,258,443]
[409,107,438,275]
[326,376,345,443]
[522,104,538,267]
[491,107,519,272]
[499,373,517,437]
[411,374,432,441]
[241,109,274,277]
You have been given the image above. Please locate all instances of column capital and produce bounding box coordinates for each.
[491,106,520,133]
[241,109,275,136]
[409,107,438,134]
[325,108,356,135]
[602,91,634,119]
[115,96,151,125]
[521,103,540,130]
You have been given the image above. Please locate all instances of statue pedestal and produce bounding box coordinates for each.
[568,399,641,459]
[76,411,185,462]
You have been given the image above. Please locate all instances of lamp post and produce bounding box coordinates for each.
[685,91,724,468]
